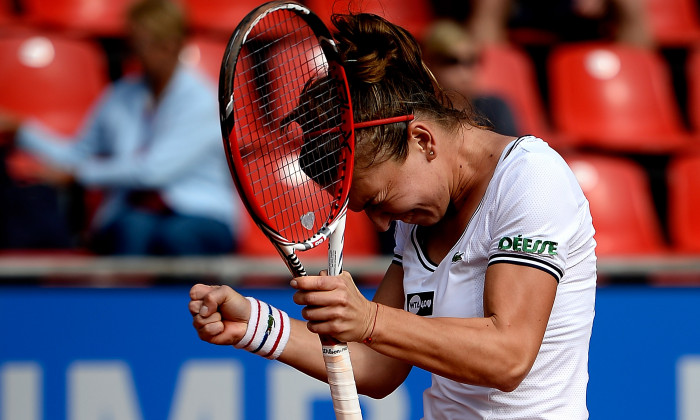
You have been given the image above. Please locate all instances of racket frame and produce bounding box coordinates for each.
[219,1,354,276]
[218,3,363,419]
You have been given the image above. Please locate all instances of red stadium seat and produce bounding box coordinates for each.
[666,154,700,254]
[21,0,132,37]
[179,0,266,36]
[646,0,700,46]
[687,47,700,134]
[0,32,108,134]
[304,0,434,41]
[180,35,228,83]
[564,153,668,256]
[0,32,108,186]
[237,209,381,286]
[473,44,564,147]
[234,149,379,259]
[0,0,15,26]
[238,210,380,259]
[548,42,694,154]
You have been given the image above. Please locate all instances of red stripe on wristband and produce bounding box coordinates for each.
[242,299,262,349]
[264,308,285,358]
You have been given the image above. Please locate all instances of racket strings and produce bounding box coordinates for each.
[232,8,349,243]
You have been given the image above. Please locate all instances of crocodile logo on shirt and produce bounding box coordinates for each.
[451,252,465,263]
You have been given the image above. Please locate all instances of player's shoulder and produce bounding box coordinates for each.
[496,135,570,180]
[501,135,561,164]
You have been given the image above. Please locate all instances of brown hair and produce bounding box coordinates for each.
[331,13,478,168]
[127,0,186,43]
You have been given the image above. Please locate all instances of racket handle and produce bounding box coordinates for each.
[327,212,346,276]
[322,339,363,419]
[325,213,362,418]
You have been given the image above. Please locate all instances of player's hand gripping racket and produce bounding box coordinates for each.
[219,2,361,418]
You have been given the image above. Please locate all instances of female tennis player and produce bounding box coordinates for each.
[190,12,596,420]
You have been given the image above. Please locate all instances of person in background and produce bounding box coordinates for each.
[433,0,654,134]
[423,19,519,137]
[0,0,240,255]
[464,0,654,48]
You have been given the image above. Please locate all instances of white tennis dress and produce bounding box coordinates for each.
[393,136,597,420]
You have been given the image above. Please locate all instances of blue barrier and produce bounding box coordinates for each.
[1,286,698,419]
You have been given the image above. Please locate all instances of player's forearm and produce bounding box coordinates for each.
[366,306,536,391]
[276,318,326,380]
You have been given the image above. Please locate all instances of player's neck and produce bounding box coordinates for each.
[421,131,501,261]
[451,129,509,210]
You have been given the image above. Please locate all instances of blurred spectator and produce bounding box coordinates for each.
[0,0,241,256]
[423,19,519,136]
[431,0,654,128]
[464,0,654,48]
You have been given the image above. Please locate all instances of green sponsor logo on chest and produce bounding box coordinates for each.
[498,235,558,255]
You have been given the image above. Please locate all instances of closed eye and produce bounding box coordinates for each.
[365,193,384,211]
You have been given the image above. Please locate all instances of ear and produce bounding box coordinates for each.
[408,121,437,161]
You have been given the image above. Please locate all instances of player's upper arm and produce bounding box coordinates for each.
[483,262,557,388]
[490,147,581,284]
[373,262,405,309]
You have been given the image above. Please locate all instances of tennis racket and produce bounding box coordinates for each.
[219,2,361,418]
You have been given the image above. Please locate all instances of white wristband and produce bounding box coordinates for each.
[234,297,259,350]
[234,297,290,360]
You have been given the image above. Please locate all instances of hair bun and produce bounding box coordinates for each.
[333,13,401,84]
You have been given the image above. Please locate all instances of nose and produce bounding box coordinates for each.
[365,208,392,232]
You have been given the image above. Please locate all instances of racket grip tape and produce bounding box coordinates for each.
[322,342,363,419]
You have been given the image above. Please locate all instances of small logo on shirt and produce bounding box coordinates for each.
[407,291,434,316]
[451,251,465,263]
[498,235,558,255]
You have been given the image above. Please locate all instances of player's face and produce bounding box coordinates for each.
[349,149,449,231]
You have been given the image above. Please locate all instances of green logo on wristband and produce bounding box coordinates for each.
[266,313,275,335]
